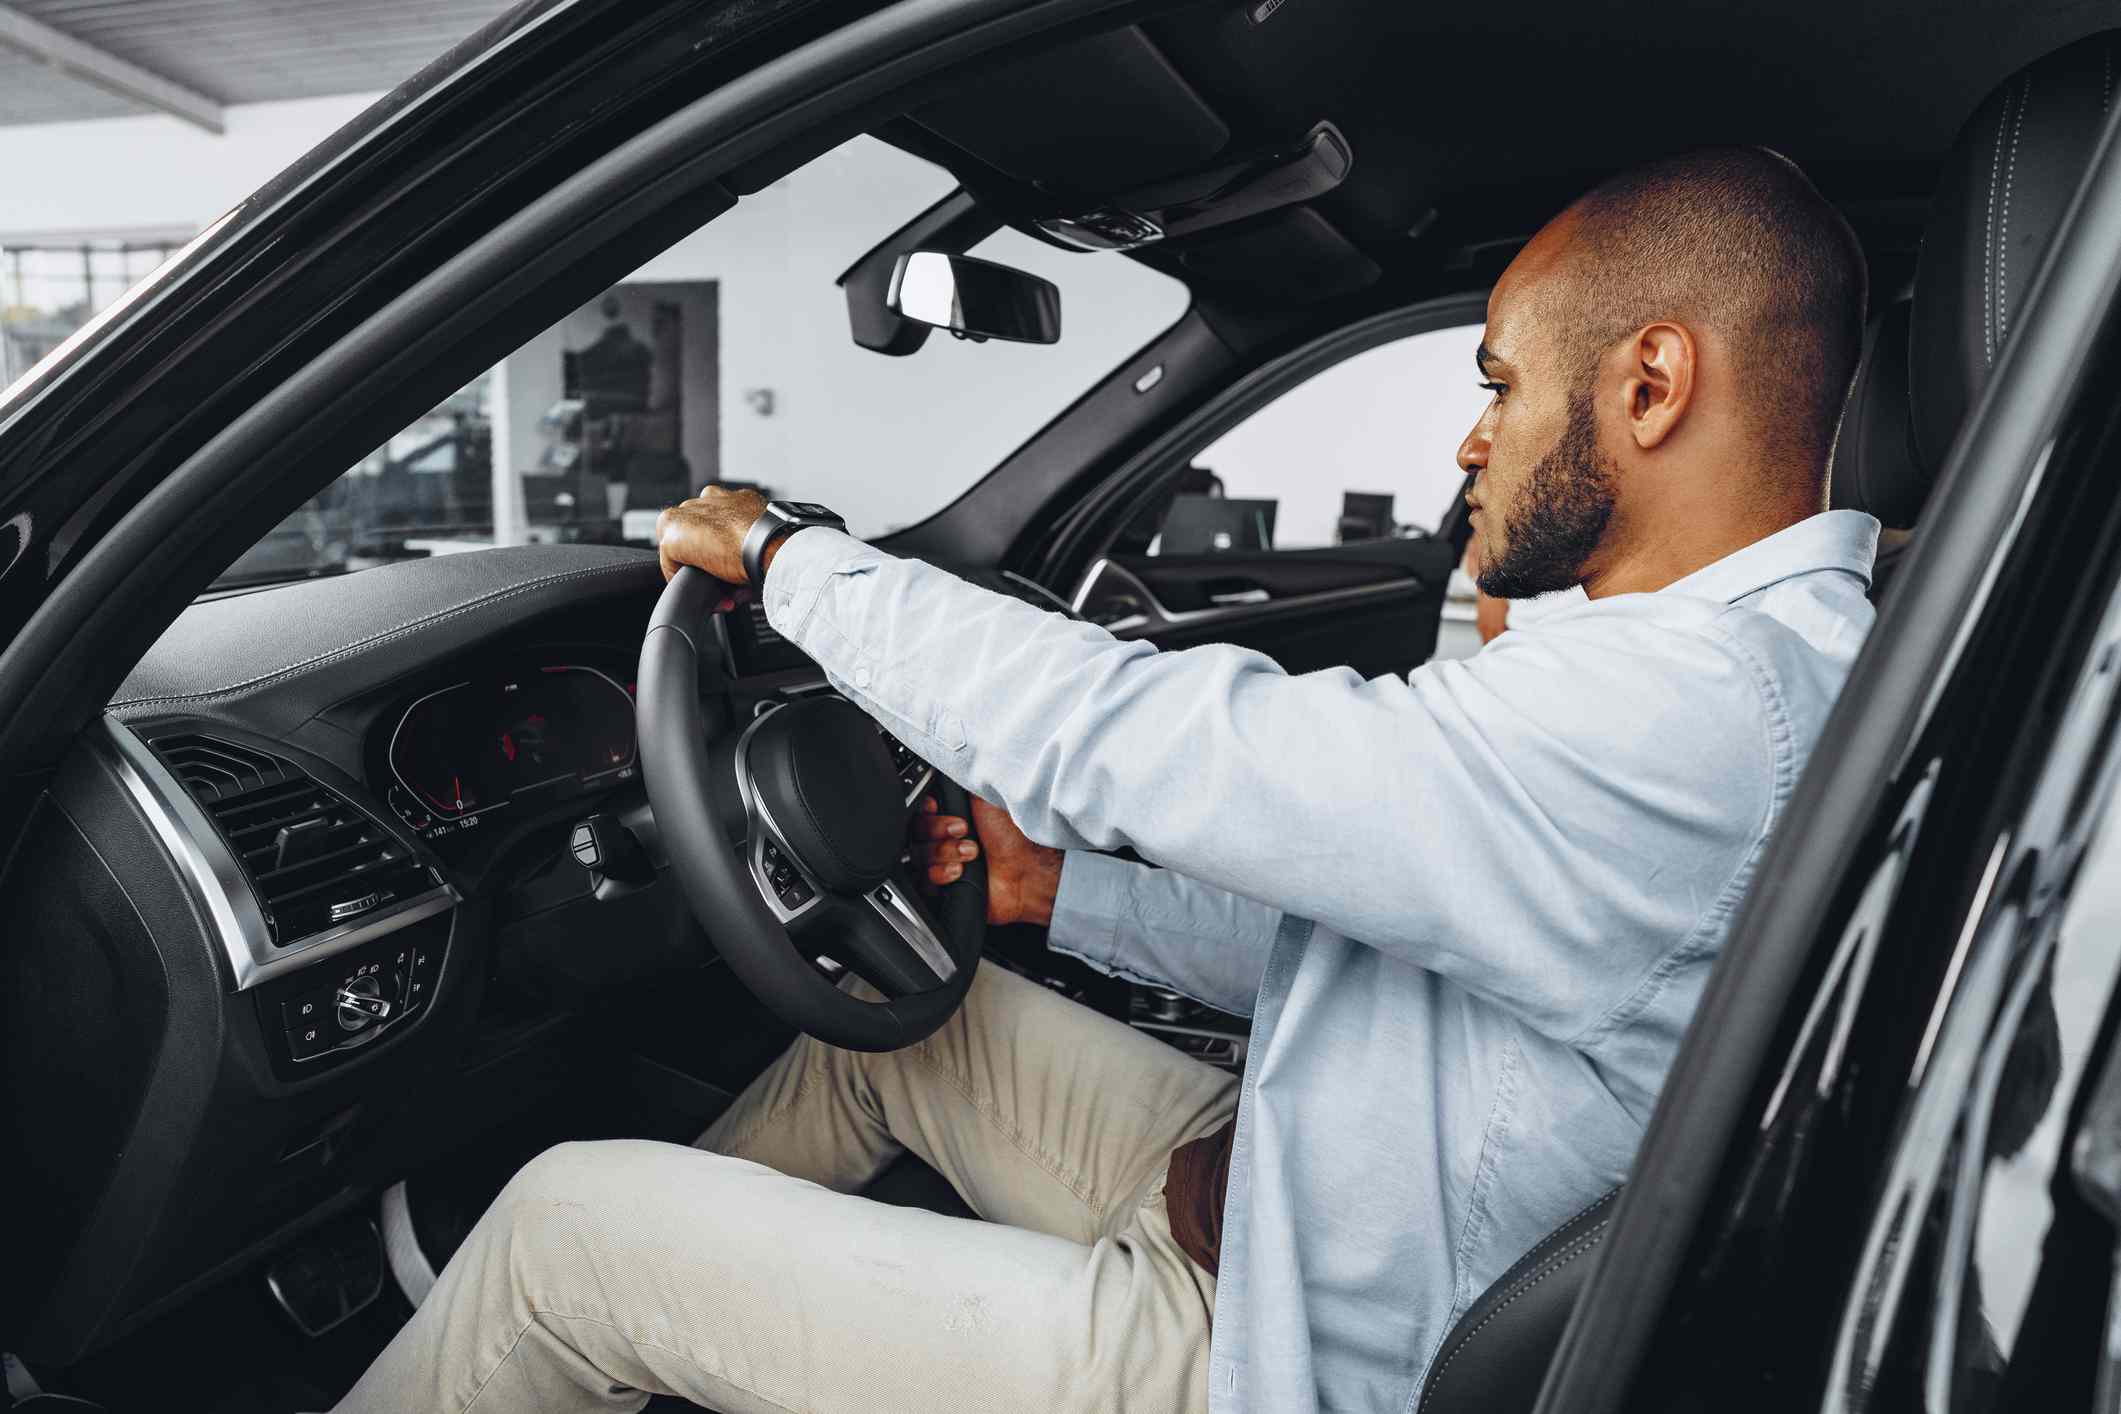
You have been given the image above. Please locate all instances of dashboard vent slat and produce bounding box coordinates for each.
[147,733,441,947]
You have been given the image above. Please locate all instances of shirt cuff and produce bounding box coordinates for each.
[1046,849,1134,971]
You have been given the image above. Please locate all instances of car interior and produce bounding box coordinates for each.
[5,2,2120,1410]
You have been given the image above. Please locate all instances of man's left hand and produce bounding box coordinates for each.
[657,486,770,584]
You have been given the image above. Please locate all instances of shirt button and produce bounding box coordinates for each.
[854,665,873,689]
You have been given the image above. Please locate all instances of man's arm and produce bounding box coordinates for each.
[658,495,1777,1045]
[915,798,1279,1017]
[1046,851,1279,1018]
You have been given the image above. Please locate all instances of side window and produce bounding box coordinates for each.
[1131,323,1485,555]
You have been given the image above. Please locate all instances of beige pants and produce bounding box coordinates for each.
[334,964,1238,1414]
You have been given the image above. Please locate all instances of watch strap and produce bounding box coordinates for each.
[741,501,846,584]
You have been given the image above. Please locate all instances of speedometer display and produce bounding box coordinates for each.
[387,664,636,831]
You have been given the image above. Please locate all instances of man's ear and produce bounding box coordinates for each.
[1619,322,1696,451]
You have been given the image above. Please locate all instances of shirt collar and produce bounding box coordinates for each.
[1657,509,1881,605]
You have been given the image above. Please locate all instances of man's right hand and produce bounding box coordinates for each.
[911,795,1063,928]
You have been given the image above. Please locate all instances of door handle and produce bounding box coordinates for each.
[1071,559,1421,638]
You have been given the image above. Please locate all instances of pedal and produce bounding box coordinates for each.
[263,1213,386,1337]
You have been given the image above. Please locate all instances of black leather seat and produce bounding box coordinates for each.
[1419,32,2121,1414]
[1414,1188,1620,1413]
[1831,31,2120,600]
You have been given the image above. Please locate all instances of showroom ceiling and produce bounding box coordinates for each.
[0,0,516,130]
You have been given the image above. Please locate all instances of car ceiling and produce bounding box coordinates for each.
[883,0,2121,310]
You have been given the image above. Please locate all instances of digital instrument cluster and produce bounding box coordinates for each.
[384,663,637,843]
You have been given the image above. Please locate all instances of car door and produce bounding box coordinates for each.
[1067,318,1485,677]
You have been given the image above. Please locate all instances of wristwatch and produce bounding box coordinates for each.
[740,500,847,585]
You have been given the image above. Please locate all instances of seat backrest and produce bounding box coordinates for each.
[1414,1188,1620,1414]
[1829,32,2119,602]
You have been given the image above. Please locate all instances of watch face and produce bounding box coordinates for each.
[784,502,835,520]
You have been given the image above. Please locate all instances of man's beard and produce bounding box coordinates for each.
[1475,388,1617,600]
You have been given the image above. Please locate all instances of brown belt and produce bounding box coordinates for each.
[1164,1117,1236,1276]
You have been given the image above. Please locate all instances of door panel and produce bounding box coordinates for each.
[1077,535,1454,678]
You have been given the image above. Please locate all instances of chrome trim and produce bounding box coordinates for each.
[731,707,826,924]
[999,569,1077,617]
[1070,557,1421,638]
[98,716,270,968]
[865,879,958,984]
[98,717,459,992]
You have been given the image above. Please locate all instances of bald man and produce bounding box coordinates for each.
[338,149,1875,1414]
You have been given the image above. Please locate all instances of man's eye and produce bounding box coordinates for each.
[1478,381,1508,399]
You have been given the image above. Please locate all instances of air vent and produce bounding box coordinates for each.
[149,734,440,946]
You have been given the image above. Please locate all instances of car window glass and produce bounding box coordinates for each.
[214,136,1190,589]
[1135,324,1484,555]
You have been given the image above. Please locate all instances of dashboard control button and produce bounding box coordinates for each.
[281,990,332,1029]
[286,1020,333,1060]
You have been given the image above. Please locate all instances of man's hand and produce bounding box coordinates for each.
[656,486,770,584]
[912,795,1062,928]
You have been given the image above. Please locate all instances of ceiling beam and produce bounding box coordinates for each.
[0,3,223,134]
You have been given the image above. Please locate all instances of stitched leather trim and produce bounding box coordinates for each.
[1416,1210,1615,1414]
[108,560,654,712]
[1997,73,2031,347]
[1984,89,2008,366]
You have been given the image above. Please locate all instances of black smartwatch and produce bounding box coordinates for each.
[740,500,847,585]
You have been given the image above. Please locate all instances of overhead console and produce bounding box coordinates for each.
[1035,121,1352,252]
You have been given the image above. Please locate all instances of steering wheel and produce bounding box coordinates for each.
[636,567,986,1051]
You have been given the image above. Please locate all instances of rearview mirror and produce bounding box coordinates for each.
[887,251,1061,345]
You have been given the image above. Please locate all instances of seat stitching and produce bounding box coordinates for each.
[106,560,652,710]
[1997,73,2032,349]
[1415,1224,1611,1414]
[2102,45,2112,118]
[1984,90,2007,365]
[1485,1190,1620,1276]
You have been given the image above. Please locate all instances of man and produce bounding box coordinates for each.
[336,147,1875,1414]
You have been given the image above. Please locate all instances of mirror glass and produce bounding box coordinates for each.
[888,251,1062,344]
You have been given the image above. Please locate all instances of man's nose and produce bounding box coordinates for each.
[1456,423,1488,477]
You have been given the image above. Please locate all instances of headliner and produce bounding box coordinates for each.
[892,0,2121,306]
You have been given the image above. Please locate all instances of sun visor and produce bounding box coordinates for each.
[914,28,1231,192]
[1175,207,1381,303]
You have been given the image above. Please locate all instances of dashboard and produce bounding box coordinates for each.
[12,542,1075,1368]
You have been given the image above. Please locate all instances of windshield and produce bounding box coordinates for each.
[207,136,1190,590]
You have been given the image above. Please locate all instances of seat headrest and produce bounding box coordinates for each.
[1828,301,1922,528]
[1909,32,2119,472]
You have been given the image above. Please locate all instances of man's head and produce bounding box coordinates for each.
[1457,148,1868,599]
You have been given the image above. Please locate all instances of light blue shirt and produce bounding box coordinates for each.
[760,509,1879,1413]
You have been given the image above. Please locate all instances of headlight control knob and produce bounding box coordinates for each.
[336,974,392,1032]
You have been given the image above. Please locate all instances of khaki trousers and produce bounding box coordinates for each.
[334,964,1238,1414]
